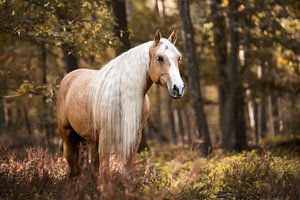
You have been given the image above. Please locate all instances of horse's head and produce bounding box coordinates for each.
[149,30,186,99]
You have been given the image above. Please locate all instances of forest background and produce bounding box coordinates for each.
[0,0,299,199]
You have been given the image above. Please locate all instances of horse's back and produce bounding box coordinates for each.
[56,68,97,138]
[58,69,96,94]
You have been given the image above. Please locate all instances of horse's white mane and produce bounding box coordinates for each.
[87,41,153,161]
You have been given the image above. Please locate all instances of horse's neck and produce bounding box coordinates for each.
[115,42,152,97]
[88,42,153,160]
[107,43,152,159]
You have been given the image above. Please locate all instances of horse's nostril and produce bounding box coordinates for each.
[173,84,179,94]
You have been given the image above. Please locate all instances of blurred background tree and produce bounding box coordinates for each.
[0,0,116,148]
[0,0,299,155]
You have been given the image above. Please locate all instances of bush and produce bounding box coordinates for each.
[0,146,299,199]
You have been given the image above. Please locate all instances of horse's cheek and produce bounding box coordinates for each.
[149,64,160,83]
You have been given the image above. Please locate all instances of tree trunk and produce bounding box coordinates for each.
[225,0,247,151]
[258,97,268,139]
[210,0,229,147]
[168,97,177,142]
[268,54,281,136]
[0,83,5,132]
[23,105,32,136]
[212,0,247,151]
[0,98,3,133]
[234,85,247,150]
[4,103,13,129]
[257,59,268,139]
[41,44,47,84]
[269,94,280,136]
[184,108,193,145]
[177,109,185,143]
[111,0,131,55]
[155,86,165,143]
[221,0,239,150]
[61,44,79,73]
[40,44,53,144]
[152,0,159,15]
[0,72,7,132]
[56,11,79,73]
[178,0,212,156]
[251,101,259,144]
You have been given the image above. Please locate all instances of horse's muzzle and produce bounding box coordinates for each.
[170,83,185,99]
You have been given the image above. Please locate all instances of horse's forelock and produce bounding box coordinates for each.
[160,38,181,56]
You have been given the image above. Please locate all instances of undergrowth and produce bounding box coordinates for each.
[0,144,300,200]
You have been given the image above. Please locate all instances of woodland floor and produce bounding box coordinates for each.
[0,135,300,200]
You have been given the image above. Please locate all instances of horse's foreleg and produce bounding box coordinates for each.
[61,128,83,177]
[98,131,111,189]
[125,128,144,169]
[90,142,99,175]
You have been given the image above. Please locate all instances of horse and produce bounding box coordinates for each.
[56,30,186,180]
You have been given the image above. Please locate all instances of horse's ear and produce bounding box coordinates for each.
[168,30,177,44]
[153,29,162,46]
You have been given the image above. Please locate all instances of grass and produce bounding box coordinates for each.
[0,141,300,200]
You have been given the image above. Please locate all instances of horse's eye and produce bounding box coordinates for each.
[178,57,182,62]
[156,56,164,62]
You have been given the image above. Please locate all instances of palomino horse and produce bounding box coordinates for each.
[56,30,186,179]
